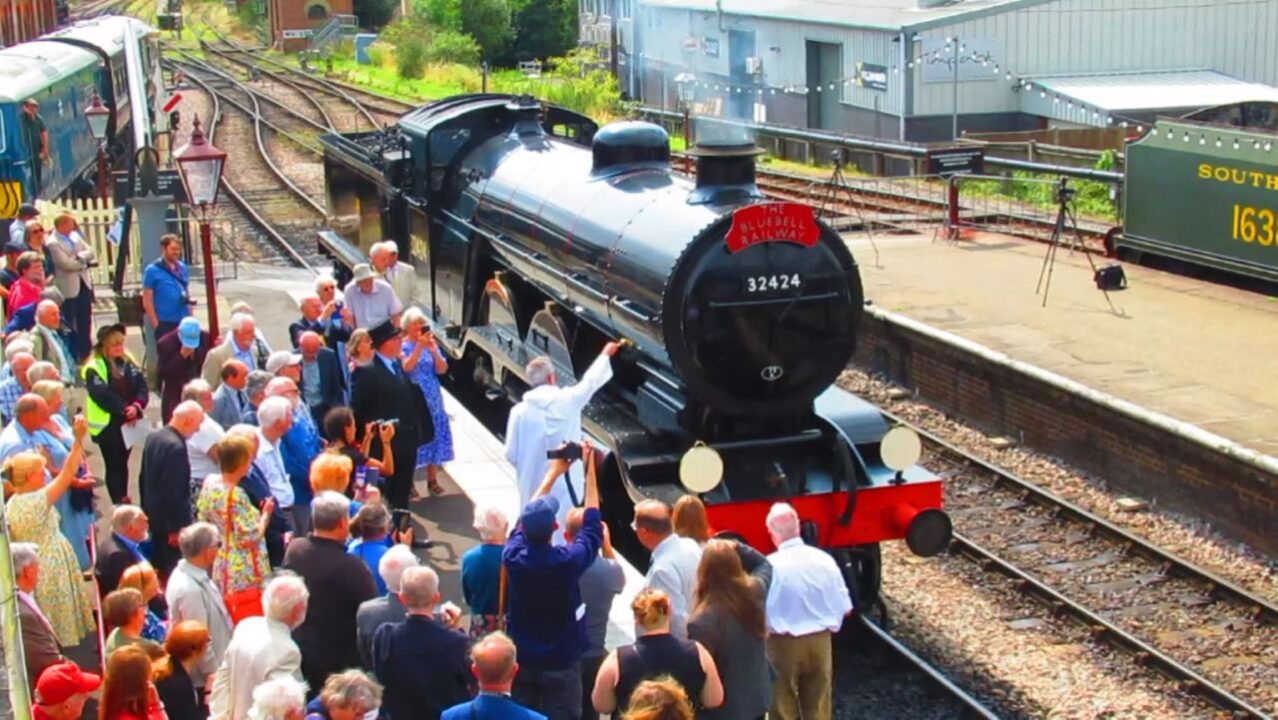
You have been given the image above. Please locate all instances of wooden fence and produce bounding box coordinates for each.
[32,197,239,290]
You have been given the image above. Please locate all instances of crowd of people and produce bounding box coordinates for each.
[7,229,856,720]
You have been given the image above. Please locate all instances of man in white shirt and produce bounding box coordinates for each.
[209,574,307,720]
[631,499,702,638]
[763,502,852,720]
[503,341,619,538]
[166,523,233,697]
[370,240,416,308]
[254,397,295,529]
[182,380,226,515]
[343,263,402,329]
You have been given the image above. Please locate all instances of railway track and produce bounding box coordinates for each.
[168,55,325,270]
[897,413,1278,718]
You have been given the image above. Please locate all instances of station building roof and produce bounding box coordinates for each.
[1020,70,1278,127]
[637,0,1044,32]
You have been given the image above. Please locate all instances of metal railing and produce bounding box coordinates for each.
[639,107,1125,185]
[307,14,358,56]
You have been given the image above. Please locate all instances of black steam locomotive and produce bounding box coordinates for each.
[320,94,950,609]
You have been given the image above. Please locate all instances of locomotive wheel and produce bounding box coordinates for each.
[835,544,883,625]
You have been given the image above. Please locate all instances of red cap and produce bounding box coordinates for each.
[35,662,101,705]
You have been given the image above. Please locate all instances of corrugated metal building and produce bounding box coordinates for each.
[581,0,1278,141]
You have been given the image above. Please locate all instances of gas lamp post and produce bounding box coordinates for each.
[174,115,227,339]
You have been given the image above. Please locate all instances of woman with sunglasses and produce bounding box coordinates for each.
[399,308,452,497]
[22,222,54,281]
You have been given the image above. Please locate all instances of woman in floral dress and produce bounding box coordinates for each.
[400,308,453,496]
[4,416,95,645]
[196,434,273,598]
[30,379,95,571]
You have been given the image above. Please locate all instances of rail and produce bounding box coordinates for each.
[887,407,1278,718]
[638,107,1125,184]
[858,616,1002,719]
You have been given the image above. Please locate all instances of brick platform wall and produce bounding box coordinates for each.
[855,310,1278,557]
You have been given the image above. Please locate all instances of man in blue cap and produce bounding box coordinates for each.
[156,317,210,423]
[502,442,603,720]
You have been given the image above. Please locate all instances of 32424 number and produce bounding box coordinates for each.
[744,273,802,293]
[1232,204,1277,246]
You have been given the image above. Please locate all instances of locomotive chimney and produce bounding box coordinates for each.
[506,94,545,138]
[687,141,765,205]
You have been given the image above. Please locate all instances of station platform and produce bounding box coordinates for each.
[93,263,644,649]
[847,230,1278,458]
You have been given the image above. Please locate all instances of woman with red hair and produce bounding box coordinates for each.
[154,620,211,720]
[100,645,168,720]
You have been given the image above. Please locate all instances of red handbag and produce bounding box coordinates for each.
[220,484,264,626]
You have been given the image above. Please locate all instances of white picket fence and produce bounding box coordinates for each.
[32,197,239,289]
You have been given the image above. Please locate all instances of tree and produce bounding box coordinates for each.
[507,0,576,62]
[354,0,399,29]
[460,0,512,61]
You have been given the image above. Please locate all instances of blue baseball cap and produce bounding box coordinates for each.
[177,317,202,349]
[519,496,560,541]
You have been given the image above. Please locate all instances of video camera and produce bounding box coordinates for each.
[1055,177,1076,204]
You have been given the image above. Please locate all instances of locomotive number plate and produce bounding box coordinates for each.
[743,273,802,294]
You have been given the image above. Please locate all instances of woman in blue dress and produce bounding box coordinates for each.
[400,308,453,496]
[32,380,95,570]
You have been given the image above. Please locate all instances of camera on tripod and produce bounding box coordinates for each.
[1055,177,1076,204]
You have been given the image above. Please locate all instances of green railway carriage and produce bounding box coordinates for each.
[1123,120,1278,281]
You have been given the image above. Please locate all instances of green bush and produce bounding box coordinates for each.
[396,36,428,79]
[424,28,482,65]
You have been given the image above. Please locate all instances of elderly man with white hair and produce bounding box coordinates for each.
[30,299,73,384]
[0,351,36,422]
[763,502,852,720]
[355,544,420,667]
[254,396,296,530]
[504,340,621,539]
[166,522,233,695]
[202,312,271,389]
[369,240,416,308]
[13,542,64,689]
[182,379,227,516]
[138,399,206,579]
[283,491,378,697]
[210,573,308,720]
[289,292,352,349]
[461,505,509,639]
[266,376,322,535]
[371,565,471,719]
[247,676,307,720]
[96,504,151,593]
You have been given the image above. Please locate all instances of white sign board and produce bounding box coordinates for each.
[282,29,314,39]
[920,38,1001,84]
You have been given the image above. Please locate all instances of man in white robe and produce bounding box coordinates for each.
[504,341,620,541]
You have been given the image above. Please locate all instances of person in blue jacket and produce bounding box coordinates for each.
[443,632,547,720]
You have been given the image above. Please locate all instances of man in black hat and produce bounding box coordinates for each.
[350,320,433,508]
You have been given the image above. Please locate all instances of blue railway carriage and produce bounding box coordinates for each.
[0,16,157,219]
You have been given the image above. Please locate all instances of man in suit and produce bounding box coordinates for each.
[201,313,270,390]
[288,294,353,349]
[443,632,547,720]
[166,522,234,698]
[13,543,62,691]
[356,545,419,668]
[210,360,249,429]
[138,400,205,579]
[29,301,74,387]
[283,491,378,695]
[370,241,416,308]
[350,320,433,509]
[296,331,345,429]
[371,566,472,719]
[156,317,211,423]
[95,505,150,595]
[209,574,308,720]
[47,213,97,361]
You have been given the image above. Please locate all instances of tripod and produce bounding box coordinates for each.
[1036,179,1117,314]
[815,150,880,267]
